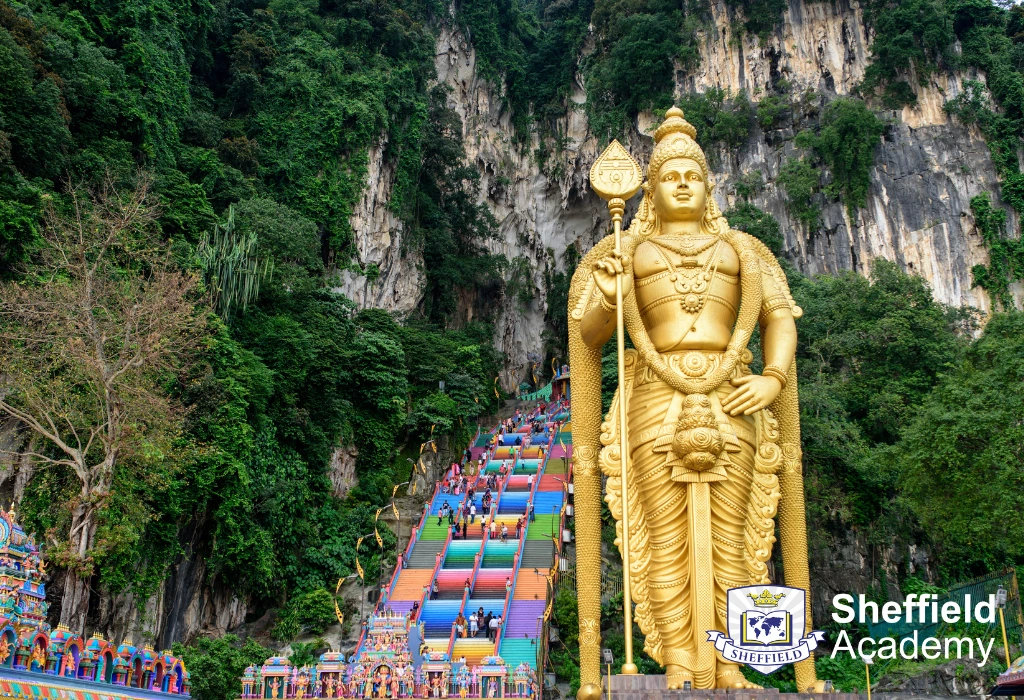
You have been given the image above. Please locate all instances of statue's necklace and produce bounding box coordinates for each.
[653,235,720,258]
[652,240,722,314]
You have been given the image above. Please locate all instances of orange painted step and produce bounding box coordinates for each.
[392,569,432,599]
[513,569,549,600]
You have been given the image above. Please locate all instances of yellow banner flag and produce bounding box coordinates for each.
[392,501,399,520]
[375,507,383,522]
[494,377,500,399]
[334,600,344,627]
[355,535,365,580]
[375,527,384,549]
[391,484,401,499]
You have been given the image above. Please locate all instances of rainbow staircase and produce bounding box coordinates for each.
[362,401,571,677]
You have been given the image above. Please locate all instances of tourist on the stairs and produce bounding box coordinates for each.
[505,577,512,595]
[515,517,524,539]
[451,521,459,539]
[461,519,467,539]
[454,612,466,637]
[448,505,456,526]
[527,472,535,489]
[488,613,499,641]
[469,503,476,524]
[500,523,508,543]
[469,611,478,637]
[489,519,497,539]
[431,580,438,599]
[483,612,493,639]
[528,501,535,522]
[437,505,445,526]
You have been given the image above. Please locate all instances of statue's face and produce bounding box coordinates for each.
[652,156,707,223]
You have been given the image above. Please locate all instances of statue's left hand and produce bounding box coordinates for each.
[723,374,783,415]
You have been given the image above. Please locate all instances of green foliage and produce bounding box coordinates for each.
[198,206,274,320]
[733,171,764,200]
[585,0,706,139]
[401,86,504,324]
[967,194,1024,309]
[726,0,787,40]
[724,201,783,253]
[778,158,821,229]
[173,635,273,700]
[272,588,339,641]
[860,0,954,106]
[756,93,789,129]
[505,255,536,311]
[795,97,886,216]
[542,243,580,364]
[676,88,754,151]
[895,312,1024,578]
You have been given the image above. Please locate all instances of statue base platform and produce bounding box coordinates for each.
[607,675,861,700]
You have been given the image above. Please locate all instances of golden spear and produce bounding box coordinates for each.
[588,140,643,674]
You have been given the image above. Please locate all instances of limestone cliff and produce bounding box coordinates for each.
[339,0,1018,385]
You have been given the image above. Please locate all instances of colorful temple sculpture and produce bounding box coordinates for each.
[0,507,190,700]
[240,399,571,698]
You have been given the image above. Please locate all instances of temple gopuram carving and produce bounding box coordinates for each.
[0,507,190,699]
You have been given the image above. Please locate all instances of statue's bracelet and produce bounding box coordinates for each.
[599,296,617,312]
[762,364,788,388]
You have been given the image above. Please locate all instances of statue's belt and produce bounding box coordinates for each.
[627,352,757,450]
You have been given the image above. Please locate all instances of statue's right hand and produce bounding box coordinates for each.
[592,253,625,305]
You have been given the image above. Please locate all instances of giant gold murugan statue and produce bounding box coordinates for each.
[569,107,819,696]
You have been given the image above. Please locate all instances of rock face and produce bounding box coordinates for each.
[334,0,1020,381]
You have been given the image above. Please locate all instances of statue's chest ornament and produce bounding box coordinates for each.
[650,238,722,315]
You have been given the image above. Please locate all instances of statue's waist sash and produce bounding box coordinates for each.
[628,350,756,471]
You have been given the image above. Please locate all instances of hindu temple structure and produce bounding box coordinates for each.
[239,400,571,698]
[0,507,190,700]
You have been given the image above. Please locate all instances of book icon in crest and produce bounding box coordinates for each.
[740,610,792,646]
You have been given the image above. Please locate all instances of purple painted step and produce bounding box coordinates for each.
[504,601,546,634]
[386,601,414,615]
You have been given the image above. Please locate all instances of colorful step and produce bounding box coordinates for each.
[442,540,479,569]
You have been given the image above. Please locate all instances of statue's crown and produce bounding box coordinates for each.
[746,589,786,607]
[654,106,697,143]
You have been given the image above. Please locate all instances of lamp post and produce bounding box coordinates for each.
[602,649,614,699]
[997,585,1016,700]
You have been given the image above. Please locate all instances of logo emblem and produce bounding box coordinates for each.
[706,585,825,674]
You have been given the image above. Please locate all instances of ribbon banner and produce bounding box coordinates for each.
[374,508,385,548]
[706,630,825,674]
[355,536,365,581]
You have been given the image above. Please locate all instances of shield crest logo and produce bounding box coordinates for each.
[724,585,809,674]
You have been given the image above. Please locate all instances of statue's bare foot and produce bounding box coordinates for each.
[666,665,694,690]
[716,663,760,689]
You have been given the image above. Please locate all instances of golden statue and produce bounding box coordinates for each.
[569,107,819,695]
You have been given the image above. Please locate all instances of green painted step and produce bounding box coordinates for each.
[526,515,558,540]
[544,457,567,474]
[420,521,452,540]
[443,541,479,569]
[498,639,538,668]
[481,543,518,568]
[474,434,494,447]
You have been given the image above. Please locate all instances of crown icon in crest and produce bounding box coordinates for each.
[746,589,786,607]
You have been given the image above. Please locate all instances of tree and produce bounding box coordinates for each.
[0,177,203,632]
[896,312,1024,578]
